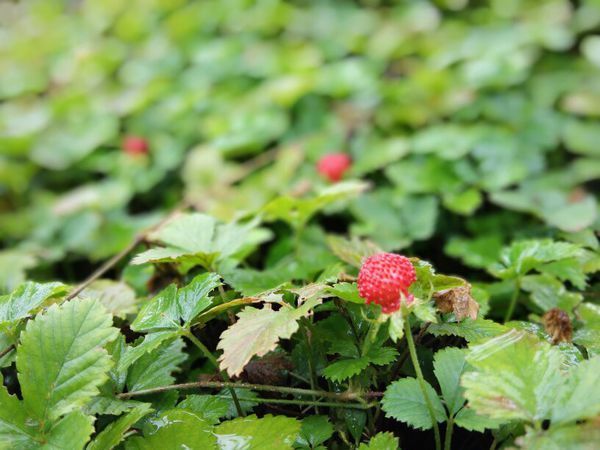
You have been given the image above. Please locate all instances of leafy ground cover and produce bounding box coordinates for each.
[1,0,600,449]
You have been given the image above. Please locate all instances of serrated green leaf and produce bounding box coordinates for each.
[295,415,333,449]
[217,296,321,377]
[357,432,400,450]
[125,409,215,450]
[85,397,146,416]
[433,347,467,415]
[520,274,581,312]
[428,318,508,344]
[515,423,600,450]
[131,272,220,331]
[17,298,118,424]
[322,358,370,382]
[0,384,37,449]
[87,404,152,450]
[550,356,600,425]
[219,388,259,418]
[454,407,505,432]
[44,411,95,450]
[126,338,186,391]
[327,283,364,304]
[117,331,179,374]
[214,414,301,450]
[367,346,399,365]
[462,330,564,422]
[177,395,229,425]
[382,377,446,430]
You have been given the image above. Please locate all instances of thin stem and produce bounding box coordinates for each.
[304,327,320,414]
[489,437,498,450]
[213,395,374,410]
[404,316,442,450]
[0,344,15,359]
[504,278,521,323]
[361,319,383,357]
[444,414,455,450]
[117,380,374,401]
[184,332,244,417]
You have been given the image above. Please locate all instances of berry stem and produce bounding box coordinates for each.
[404,315,442,450]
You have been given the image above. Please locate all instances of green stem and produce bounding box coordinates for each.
[444,415,455,450]
[361,319,383,357]
[404,316,442,450]
[304,327,320,414]
[504,278,521,323]
[184,332,244,417]
[213,395,373,410]
[0,344,15,360]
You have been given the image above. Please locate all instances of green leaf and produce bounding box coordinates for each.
[85,397,146,416]
[462,330,564,422]
[131,272,221,331]
[117,331,179,374]
[520,274,581,312]
[327,283,364,304]
[126,338,186,391]
[322,358,370,382]
[382,377,446,430]
[433,347,467,415]
[17,298,118,424]
[388,310,404,343]
[217,296,321,377]
[454,407,505,432]
[125,409,216,450]
[0,281,66,332]
[326,235,380,268]
[550,356,600,425]
[87,404,152,450]
[214,414,301,450]
[78,280,137,319]
[515,423,600,450]
[0,384,37,448]
[44,411,95,450]
[295,415,334,449]
[177,395,229,425]
[219,388,259,418]
[428,318,508,344]
[357,432,400,450]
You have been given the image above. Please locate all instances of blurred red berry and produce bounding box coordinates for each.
[357,253,416,314]
[317,153,351,182]
[123,136,149,156]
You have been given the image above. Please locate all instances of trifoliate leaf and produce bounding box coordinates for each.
[214,414,301,450]
[433,347,467,415]
[126,338,186,391]
[125,409,216,450]
[217,296,321,377]
[462,330,564,422]
[87,404,153,450]
[177,395,229,425]
[130,272,220,331]
[295,415,334,449]
[357,432,400,449]
[382,377,446,430]
[17,298,118,423]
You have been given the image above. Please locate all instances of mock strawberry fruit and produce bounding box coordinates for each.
[123,136,149,156]
[317,153,352,182]
[357,252,416,314]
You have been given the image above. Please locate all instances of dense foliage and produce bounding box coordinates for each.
[1,0,600,449]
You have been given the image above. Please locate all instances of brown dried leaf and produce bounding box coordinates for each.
[542,308,573,344]
[433,283,479,321]
[242,353,293,385]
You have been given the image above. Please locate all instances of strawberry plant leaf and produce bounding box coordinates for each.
[295,415,334,449]
[125,409,215,450]
[382,378,447,430]
[357,432,400,449]
[453,407,505,432]
[428,318,508,344]
[515,423,600,450]
[87,404,153,450]
[176,395,229,425]
[322,358,370,382]
[17,298,118,424]
[218,296,321,377]
[214,414,301,450]
[78,279,137,319]
[327,283,364,304]
[433,347,467,415]
[0,383,36,448]
[126,338,186,391]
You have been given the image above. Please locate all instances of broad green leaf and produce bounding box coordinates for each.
[0,384,37,448]
[295,415,334,449]
[219,388,259,418]
[433,347,467,415]
[214,414,301,450]
[218,296,321,377]
[177,395,229,425]
[428,318,508,344]
[357,432,400,449]
[515,423,600,450]
[462,330,564,422]
[43,411,95,450]
[87,404,152,450]
[130,272,220,331]
[520,274,581,312]
[322,358,370,382]
[85,397,146,416]
[78,280,137,319]
[327,283,364,304]
[126,338,186,391]
[17,298,118,424]
[125,409,215,450]
[117,331,179,373]
[0,281,66,332]
[382,377,446,430]
[453,407,505,432]
[550,356,600,425]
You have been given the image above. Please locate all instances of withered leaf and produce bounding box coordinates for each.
[433,283,479,321]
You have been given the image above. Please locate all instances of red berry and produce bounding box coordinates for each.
[357,253,416,314]
[317,153,352,182]
[123,136,149,156]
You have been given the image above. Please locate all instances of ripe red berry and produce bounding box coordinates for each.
[357,253,416,314]
[317,153,352,182]
[123,136,149,156]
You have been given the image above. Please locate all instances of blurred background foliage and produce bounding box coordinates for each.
[0,0,599,293]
